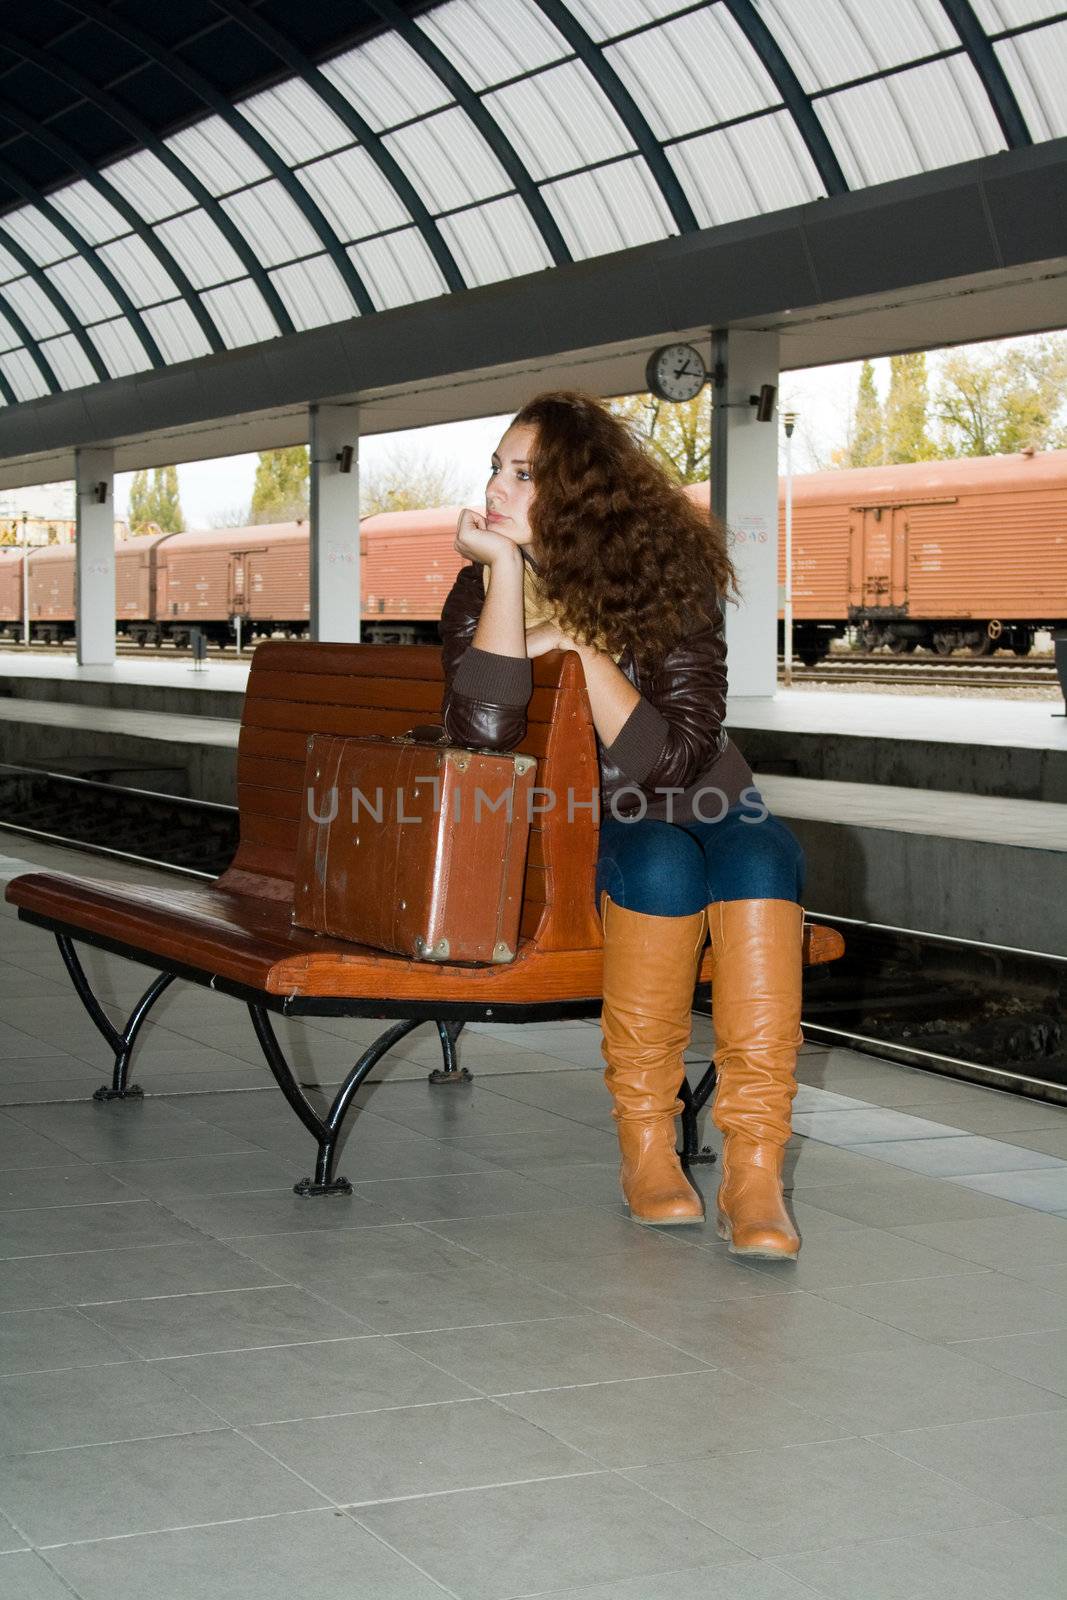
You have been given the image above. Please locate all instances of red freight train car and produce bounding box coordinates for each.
[3,453,1063,656]
[773,449,1067,660]
[0,548,22,627]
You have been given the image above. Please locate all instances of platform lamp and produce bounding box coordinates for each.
[782,412,797,687]
[20,511,29,650]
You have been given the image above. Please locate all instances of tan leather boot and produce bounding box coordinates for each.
[599,891,706,1225]
[706,898,804,1260]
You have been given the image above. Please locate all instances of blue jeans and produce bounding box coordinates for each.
[594,793,805,917]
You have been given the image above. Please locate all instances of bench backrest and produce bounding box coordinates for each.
[218,639,605,954]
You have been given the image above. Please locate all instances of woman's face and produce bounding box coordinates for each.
[485,423,537,549]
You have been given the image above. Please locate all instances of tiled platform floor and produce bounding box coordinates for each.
[1,840,1066,1600]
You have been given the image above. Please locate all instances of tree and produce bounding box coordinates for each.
[934,334,1067,456]
[251,446,309,523]
[610,392,710,483]
[847,359,884,467]
[128,465,185,533]
[884,353,938,463]
[359,447,470,517]
[205,503,252,528]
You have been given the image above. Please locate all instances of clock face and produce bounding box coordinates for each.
[646,343,706,403]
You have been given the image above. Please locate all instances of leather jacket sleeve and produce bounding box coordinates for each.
[439,561,532,751]
[601,616,729,798]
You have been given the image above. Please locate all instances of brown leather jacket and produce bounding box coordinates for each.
[440,561,755,823]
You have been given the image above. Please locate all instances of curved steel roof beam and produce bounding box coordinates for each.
[366,0,572,266]
[0,227,94,391]
[0,360,19,405]
[939,0,1031,148]
[212,0,466,293]
[720,0,848,196]
[0,284,59,396]
[61,0,376,315]
[531,0,699,233]
[0,31,295,338]
[0,154,164,368]
[0,101,225,357]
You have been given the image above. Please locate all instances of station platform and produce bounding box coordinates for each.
[1,655,1065,954]
[0,831,1065,1599]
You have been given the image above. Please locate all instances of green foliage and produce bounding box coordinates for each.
[128,465,184,533]
[359,447,470,517]
[250,446,309,523]
[884,353,938,463]
[934,335,1067,456]
[848,360,884,467]
[609,392,710,484]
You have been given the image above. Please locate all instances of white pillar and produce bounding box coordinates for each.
[710,329,780,698]
[75,446,115,666]
[308,403,360,642]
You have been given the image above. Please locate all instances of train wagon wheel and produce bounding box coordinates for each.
[932,632,955,656]
[887,636,917,654]
[971,630,997,657]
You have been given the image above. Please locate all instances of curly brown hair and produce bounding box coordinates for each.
[511,390,737,672]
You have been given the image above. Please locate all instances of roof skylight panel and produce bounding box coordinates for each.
[268,255,357,330]
[166,116,271,197]
[1,207,71,270]
[384,108,511,212]
[995,21,1067,139]
[38,331,104,390]
[220,181,325,269]
[240,78,354,167]
[47,181,128,249]
[485,61,635,180]
[542,157,674,257]
[200,279,279,347]
[153,213,246,291]
[4,275,74,341]
[322,32,451,131]
[87,316,152,380]
[141,300,214,364]
[298,147,411,242]
[668,110,823,226]
[348,229,449,309]
[604,5,780,140]
[420,0,569,90]
[437,193,554,284]
[103,150,197,226]
[0,349,50,402]
[815,56,1006,187]
[98,235,180,309]
[756,0,959,95]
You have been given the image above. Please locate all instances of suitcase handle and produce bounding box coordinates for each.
[403,724,526,761]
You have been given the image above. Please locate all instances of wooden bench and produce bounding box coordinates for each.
[5,640,844,1194]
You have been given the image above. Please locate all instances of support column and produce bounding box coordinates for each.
[710,329,780,698]
[309,403,360,642]
[75,446,115,666]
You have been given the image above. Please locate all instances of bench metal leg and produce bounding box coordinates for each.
[55,934,176,1101]
[679,1062,719,1168]
[247,1005,423,1197]
[428,1019,470,1085]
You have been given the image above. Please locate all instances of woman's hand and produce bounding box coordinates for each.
[455,508,523,567]
[525,619,574,657]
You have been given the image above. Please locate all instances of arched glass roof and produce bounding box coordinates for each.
[0,0,1064,408]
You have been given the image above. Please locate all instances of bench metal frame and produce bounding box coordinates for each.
[28,912,720,1197]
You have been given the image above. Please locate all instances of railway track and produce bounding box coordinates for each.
[1,768,1063,1107]
[784,655,1058,689]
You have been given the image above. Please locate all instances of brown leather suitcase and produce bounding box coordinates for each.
[291,729,537,963]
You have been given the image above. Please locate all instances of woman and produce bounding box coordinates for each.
[439,391,805,1260]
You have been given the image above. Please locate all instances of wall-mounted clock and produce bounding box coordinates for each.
[645,342,707,402]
